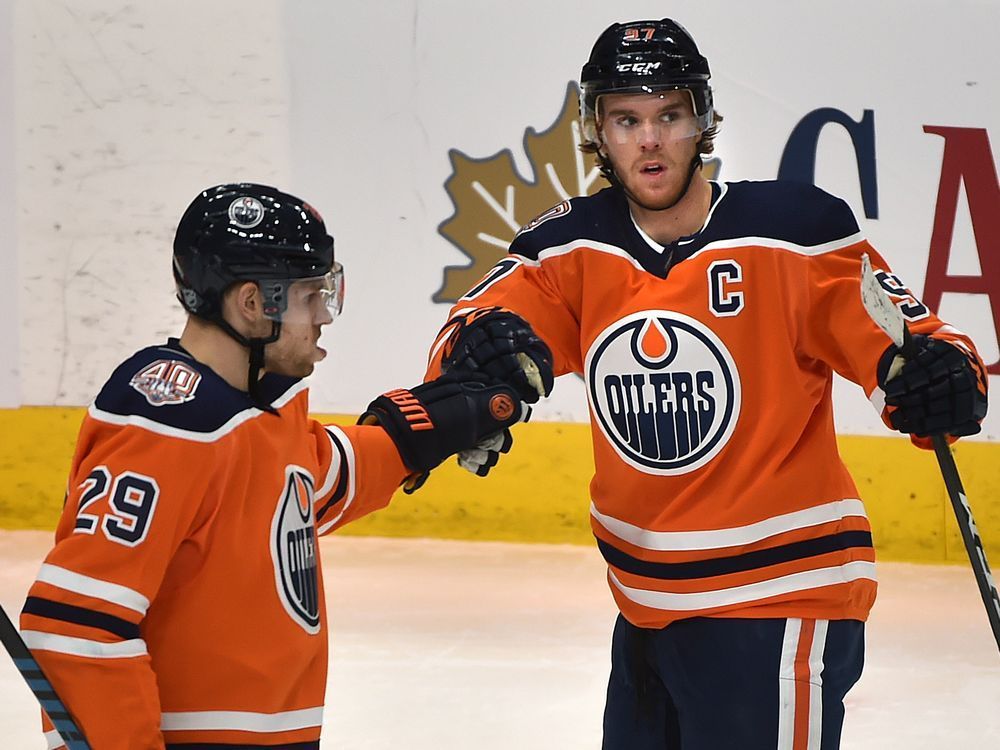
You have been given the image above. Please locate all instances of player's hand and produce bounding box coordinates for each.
[442,308,554,403]
[359,373,526,490]
[878,335,988,437]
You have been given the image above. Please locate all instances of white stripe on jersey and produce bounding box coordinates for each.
[44,729,66,749]
[608,560,877,612]
[35,564,149,614]
[87,380,309,443]
[512,225,865,273]
[314,427,343,501]
[160,706,324,733]
[316,425,357,535]
[590,498,868,552]
[22,631,147,659]
[513,240,647,272]
[687,231,867,261]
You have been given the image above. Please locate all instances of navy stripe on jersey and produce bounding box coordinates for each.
[166,743,319,749]
[22,596,140,641]
[596,531,874,581]
[315,428,350,523]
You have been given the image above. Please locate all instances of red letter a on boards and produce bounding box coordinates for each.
[922,126,1000,374]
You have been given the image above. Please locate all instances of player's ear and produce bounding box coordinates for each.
[226,281,266,328]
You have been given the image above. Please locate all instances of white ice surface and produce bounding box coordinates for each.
[1,532,998,748]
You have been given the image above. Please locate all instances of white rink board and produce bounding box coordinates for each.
[0,0,17,407]
[11,0,999,439]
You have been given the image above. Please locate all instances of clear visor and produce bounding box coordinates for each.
[259,262,345,325]
[580,88,712,146]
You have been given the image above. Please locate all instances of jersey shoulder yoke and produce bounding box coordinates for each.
[91,340,303,437]
[713,180,862,248]
[509,188,626,260]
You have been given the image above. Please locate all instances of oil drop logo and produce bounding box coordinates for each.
[585,311,741,475]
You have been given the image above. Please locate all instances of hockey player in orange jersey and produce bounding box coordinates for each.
[426,19,989,750]
[19,183,527,749]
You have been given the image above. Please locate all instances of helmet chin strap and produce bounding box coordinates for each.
[213,316,282,411]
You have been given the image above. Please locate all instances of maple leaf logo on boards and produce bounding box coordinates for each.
[435,81,722,303]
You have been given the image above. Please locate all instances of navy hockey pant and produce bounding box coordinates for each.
[602,615,865,750]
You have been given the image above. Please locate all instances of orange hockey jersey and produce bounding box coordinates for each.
[428,180,987,630]
[21,338,408,748]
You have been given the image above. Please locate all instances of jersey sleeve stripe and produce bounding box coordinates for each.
[22,630,148,659]
[315,426,356,531]
[36,564,149,615]
[313,428,344,504]
[22,596,141,640]
[315,428,348,521]
[160,706,324,733]
[595,530,873,580]
[608,560,878,613]
[590,499,868,552]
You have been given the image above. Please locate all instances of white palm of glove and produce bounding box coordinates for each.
[516,352,547,400]
[457,402,532,477]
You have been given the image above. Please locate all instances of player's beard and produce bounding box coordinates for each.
[612,152,703,213]
[264,324,325,378]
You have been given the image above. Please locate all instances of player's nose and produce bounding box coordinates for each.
[637,121,661,149]
[315,305,334,326]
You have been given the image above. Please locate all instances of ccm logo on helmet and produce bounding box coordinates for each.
[616,61,662,75]
[586,311,741,475]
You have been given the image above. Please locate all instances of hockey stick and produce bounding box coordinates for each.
[0,603,91,748]
[860,253,1000,654]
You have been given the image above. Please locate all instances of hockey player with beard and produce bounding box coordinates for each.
[20,183,527,749]
[426,19,989,750]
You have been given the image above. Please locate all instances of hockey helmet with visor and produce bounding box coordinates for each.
[173,183,344,327]
[580,19,714,146]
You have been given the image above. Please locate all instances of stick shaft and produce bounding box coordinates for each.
[0,603,91,748]
[931,434,1000,648]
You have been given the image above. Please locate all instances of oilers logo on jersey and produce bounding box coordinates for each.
[586,310,741,475]
[271,466,321,634]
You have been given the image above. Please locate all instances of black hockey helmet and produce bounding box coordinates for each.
[173,182,337,320]
[580,19,713,144]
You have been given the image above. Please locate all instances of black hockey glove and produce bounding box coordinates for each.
[442,307,554,404]
[877,334,988,438]
[360,374,525,492]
